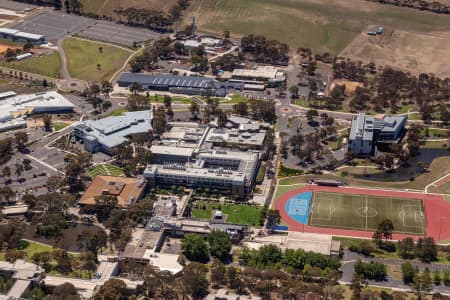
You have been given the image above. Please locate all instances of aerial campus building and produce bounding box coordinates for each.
[73,110,153,154]
[144,149,260,199]
[117,73,243,97]
[348,113,408,155]
[230,65,286,87]
[0,27,46,44]
[0,91,75,132]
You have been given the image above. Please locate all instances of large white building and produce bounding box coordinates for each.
[73,110,153,154]
[144,149,260,198]
[0,91,75,132]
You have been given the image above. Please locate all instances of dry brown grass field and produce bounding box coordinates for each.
[186,0,450,55]
[340,27,450,77]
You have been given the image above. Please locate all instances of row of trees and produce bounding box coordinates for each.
[114,0,190,32]
[238,244,341,271]
[397,237,438,263]
[240,34,290,65]
[366,0,449,14]
[354,260,387,281]
[231,99,277,123]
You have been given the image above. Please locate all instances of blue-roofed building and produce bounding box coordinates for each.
[73,110,152,154]
[117,73,242,97]
[348,113,407,155]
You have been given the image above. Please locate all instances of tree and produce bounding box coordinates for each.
[433,270,441,285]
[190,101,200,119]
[266,209,281,227]
[100,80,112,97]
[378,219,394,241]
[306,109,318,124]
[14,131,28,152]
[208,230,232,261]
[412,269,433,300]
[181,262,209,300]
[14,163,24,178]
[102,100,112,111]
[415,237,438,263]
[4,48,16,61]
[2,166,11,177]
[0,138,13,165]
[372,230,383,249]
[127,94,151,111]
[210,259,226,288]
[397,237,415,259]
[289,85,299,99]
[94,278,127,300]
[216,108,227,128]
[52,249,72,274]
[152,106,167,135]
[163,95,172,108]
[43,114,52,132]
[401,262,416,284]
[182,234,209,262]
[47,282,80,300]
[350,273,367,300]
[443,269,450,286]
[129,82,144,95]
[233,102,248,116]
[23,42,33,52]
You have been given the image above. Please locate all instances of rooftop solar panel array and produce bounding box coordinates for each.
[118,73,218,89]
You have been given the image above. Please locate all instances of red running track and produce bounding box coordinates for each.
[274,185,450,242]
[435,174,450,187]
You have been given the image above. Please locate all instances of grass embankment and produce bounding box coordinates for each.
[88,163,125,178]
[149,95,193,104]
[2,52,61,78]
[53,122,70,131]
[278,163,304,178]
[277,151,450,191]
[188,0,450,53]
[191,200,264,227]
[63,37,131,81]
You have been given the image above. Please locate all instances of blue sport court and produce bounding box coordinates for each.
[285,192,312,224]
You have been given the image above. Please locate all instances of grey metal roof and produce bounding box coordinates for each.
[118,73,219,89]
[74,110,152,149]
[349,113,373,141]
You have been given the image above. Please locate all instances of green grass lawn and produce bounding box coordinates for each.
[63,37,132,81]
[20,240,54,261]
[278,163,304,178]
[149,95,193,104]
[0,240,55,262]
[88,163,125,178]
[53,122,70,131]
[188,0,450,54]
[2,52,61,78]
[108,108,128,116]
[192,200,264,226]
[310,191,425,234]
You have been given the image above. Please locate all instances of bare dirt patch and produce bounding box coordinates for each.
[340,27,450,77]
[0,44,20,53]
[330,79,362,95]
